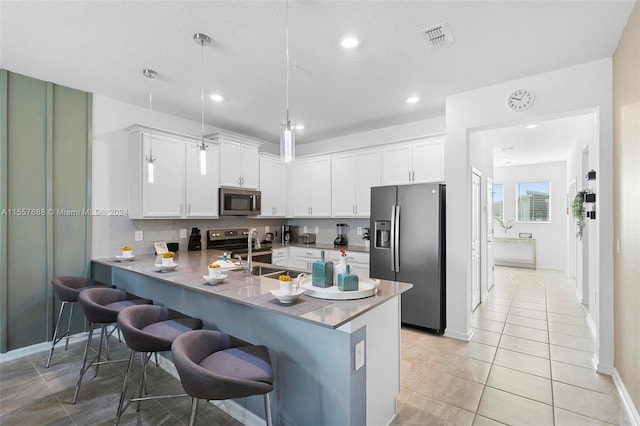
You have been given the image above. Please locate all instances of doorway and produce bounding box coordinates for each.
[471,170,481,311]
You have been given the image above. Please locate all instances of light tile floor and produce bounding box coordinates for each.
[0,266,633,425]
[394,266,632,426]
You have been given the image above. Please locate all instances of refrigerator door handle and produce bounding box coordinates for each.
[394,205,400,272]
[390,205,397,272]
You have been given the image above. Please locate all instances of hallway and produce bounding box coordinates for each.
[395,266,631,425]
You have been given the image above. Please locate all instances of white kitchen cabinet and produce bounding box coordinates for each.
[289,247,322,270]
[185,141,219,218]
[382,138,444,185]
[327,250,370,278]
[128,126,219,219]
[332,150,380,217]
[271,247,289,266]
[291,156,332,217]
[259,155,286,217]
[218,138,260,189]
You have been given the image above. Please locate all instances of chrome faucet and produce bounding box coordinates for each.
[236,255,250,279]
[247,228,260,274]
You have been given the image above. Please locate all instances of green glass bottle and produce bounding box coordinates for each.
[338,265,359,291]
[312,250,334,288]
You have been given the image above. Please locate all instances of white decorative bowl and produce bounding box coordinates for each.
[155,262,178,272]
[203,273,228,285]
[115,255,135,262]
[270,288,305,304]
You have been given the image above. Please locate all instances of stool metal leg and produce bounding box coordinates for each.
[114,349,136,424]
[137,353,151,411]
[73,322,95,404]
[46,301,67,368]
[64,302,75,350]
[94,324,107,377]
[264,393,273,426]
[188,397,199,426]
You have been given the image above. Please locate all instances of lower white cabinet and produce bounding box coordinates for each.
[280,247,370,277]
[272,247,289,266]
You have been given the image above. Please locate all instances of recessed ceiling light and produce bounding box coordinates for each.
[339,35,360,49]
[524,124,537,129]
[295,124,305,130]
[406,96,420,104]
[210,94,224,102]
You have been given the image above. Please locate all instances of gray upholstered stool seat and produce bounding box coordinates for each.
[172,330,274,426]
[114,305,203,424]
[47,276,113,368]
[73,287,152,404]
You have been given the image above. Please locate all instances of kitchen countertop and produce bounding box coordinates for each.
[92,249,409,329]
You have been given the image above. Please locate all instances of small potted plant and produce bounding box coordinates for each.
[497,218,513,234]
[162,251,175,266]
[572,190,587,240]
[362,228,370,249]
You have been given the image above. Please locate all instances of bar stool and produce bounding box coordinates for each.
[171,330,274,426]
[114,305,203,424]
[47,276,114,368]
[73,287,152,404]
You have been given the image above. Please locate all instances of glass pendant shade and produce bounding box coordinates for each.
[199,142,207,175]
[280,116,295,163]
[146,157,155,183]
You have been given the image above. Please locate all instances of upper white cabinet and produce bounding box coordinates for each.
[128,126,219,219]
[332,150,380,217]
[185,141,220,218]
[259,155,286,217]
[291,156,332,217]
[382,138,444,185]
[217,137,260,189]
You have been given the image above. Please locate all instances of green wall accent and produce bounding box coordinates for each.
[0,70,92,352]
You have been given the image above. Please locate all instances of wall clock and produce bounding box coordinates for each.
[508,89,535,111]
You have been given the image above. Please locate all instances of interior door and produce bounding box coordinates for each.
[471,172,481,311]
[486,178,495,291]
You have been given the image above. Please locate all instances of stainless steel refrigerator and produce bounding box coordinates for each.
[369,183,445,333]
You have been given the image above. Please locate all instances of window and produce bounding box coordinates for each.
[517,181,550,222]
[493,184,504,221]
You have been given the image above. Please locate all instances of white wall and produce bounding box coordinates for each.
[445,58,614,374]
[297,116,445,156]
[493,162,568,271]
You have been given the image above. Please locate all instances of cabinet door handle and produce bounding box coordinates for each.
[355,205,358,214]
[412,170,415,181]
[409,170,412,181]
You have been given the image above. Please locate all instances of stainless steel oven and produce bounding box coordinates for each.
[219,187,261,216]
[206,228,272,263]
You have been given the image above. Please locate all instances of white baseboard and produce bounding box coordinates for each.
[0,331,89,363]
[612,367,640,426]
[444,328,472,342]
[1,336,265,426]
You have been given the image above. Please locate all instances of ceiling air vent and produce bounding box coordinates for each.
[420,22,454,49]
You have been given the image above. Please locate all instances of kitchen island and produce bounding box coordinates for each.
[91,250,411,426]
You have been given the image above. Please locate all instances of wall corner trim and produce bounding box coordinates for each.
[444,328,472,342]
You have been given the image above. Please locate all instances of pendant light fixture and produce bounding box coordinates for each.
[194,32,211,175]
[280,0,295,163]
[143,68,158,183]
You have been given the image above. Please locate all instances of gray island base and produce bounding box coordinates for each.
[92,250,412,426]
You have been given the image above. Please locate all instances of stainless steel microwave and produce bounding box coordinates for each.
[219,187,261,216]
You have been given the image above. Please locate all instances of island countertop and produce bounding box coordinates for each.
[92,249,411,329]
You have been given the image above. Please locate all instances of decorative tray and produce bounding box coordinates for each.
[298,276,379,300]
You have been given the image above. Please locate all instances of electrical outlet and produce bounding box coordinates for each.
[179,229,187,239]
[357,226,362,235]
[303,225,308,233]
[314,226,319,234]
[265,226,270,233]
[134,230,143,241]
[355,340,365,371]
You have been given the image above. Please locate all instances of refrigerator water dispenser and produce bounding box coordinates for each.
[374,220,391,249]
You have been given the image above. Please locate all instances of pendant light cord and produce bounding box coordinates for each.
[201,37,205,145]
[285,0,290,123]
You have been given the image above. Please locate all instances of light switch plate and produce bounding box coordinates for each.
[265,226,270,233]
[314,226,319,234]
[355,340,365,371]
[303,226,308,233]
[134,230,143,241]
[179,229,187,239]
[357,226,362,235]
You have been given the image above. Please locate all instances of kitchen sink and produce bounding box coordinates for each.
[250,265,284,276]
[262,269,306,279]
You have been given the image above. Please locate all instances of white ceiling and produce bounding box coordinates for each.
[0,1,635,145]
[474,113,597,167]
